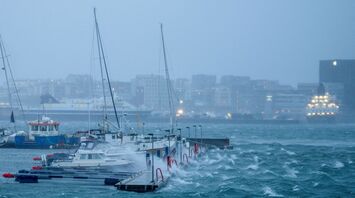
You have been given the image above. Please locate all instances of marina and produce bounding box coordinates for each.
[1,1,355,197]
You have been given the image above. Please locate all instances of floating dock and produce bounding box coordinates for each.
[116,170,168,193]
[3,167,137,185]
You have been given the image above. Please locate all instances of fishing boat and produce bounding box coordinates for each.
[14,116,80,149]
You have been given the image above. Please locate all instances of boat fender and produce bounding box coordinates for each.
[2,173,14,178]
[194,144,199,154]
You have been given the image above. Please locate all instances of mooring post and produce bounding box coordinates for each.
[186,126,191,157]
[199,125,202,148]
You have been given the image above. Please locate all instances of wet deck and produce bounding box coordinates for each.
[116,171,168,193]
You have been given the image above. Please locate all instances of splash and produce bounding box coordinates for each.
[281,148,296,155]
[283,162,299,178]
[334,161,344,168]
[262,186,284,197]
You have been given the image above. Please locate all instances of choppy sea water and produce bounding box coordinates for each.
[1,122,355,197]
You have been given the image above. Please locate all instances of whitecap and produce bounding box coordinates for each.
[221,175,233,181]
[204,172,213,178]
[263,170,277,176]
[334,161,344,168]
[246,163,259,170]
[253,155,259,162]
[283,165,299,178]
[230,154,237,160]
[313,182,319,187]
[228,158,235,166]
[171,177,193,185]
[292,185,300,191]
[262,186,284,197]
[224,165,233,170]
[281,148,296,155]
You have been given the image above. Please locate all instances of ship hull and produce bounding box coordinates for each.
[306,115,337,124]
[14,135,80,149]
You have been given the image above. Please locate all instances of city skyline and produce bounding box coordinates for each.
[1,0,354,85]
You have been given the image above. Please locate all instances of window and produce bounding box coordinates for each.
[31,126,39,131]
[48,125,54,131]
[80,154,87,160]
[92,154,102,160]
[40,126,47,131]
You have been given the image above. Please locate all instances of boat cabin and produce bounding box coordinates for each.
[28,116,60,136]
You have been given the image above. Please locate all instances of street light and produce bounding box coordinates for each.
[148,133,154,183]
[193,125,197,139]
[186,126,191,157]
[199,125,202,146]
[177,128,182,164]
[186,126,190,138]
[164,129,171,154]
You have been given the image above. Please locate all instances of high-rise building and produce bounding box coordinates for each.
[319,59,355,115]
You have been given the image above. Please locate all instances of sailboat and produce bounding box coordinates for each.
[0,35,21,147]
[0,35,81,149]
[159,23,179,156]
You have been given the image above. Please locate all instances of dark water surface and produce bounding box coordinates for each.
[1,122,355,197]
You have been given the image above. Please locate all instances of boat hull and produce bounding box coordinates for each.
[14,135,80,149]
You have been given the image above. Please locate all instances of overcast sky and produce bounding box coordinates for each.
[0,0,354,85]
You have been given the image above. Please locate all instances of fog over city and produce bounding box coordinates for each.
[1,0,355,85]
[1,1,355,197]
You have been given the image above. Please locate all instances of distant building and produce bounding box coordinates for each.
[214,87,232,110]
[271,93,308,120]
[131,75,169,110]
[319,59,355,116]
[297,83,318,97]
[191,74,216,90]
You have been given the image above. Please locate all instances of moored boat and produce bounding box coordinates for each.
[14,116,80,149]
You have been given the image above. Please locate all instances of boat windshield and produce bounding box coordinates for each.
[79,153,104,160]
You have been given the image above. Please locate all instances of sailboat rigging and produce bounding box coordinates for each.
[160,24,175,134]
[93,8,122,139]
[0,35,26,130]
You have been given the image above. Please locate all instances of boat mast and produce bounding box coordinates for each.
[1,36,26,122]
[160,24,175,135]
[0,36,16,130]
[93,9,121,134]
[93,9,108,128]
